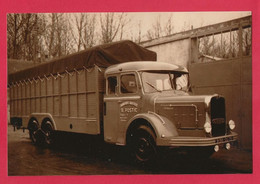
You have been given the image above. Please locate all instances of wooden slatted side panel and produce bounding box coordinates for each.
[46,77,53,115]
[53,77,60,116]
[16,84,21,116]
[69,73,77,117]
[40,79,47,113]
[35,81,41,113]
[26,82,31,115]
[30,82,36,116]
[10,87,14,116]
[9,65,105,135]
[87,67,98,119]
[98,68,105,122]
[61,74,69,116]
[21,84,26,116]
[78,70,87,118]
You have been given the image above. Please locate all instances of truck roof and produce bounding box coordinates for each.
[105,61,188,75]
[8,40,156,84]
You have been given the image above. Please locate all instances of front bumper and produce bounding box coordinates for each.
[157,132,238,147]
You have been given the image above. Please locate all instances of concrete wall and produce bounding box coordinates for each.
[146,39,190,68]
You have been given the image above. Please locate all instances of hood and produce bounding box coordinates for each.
[142,91,226,136]
[149,91,217,107]
[145,92,220,131]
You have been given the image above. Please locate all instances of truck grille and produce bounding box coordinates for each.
[210,96,226,136]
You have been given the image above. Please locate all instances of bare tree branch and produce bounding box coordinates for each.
[99,13,128,44]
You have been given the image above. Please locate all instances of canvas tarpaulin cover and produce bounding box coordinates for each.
[8,40,157,84]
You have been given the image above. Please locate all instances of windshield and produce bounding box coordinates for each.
[141,71,188,93]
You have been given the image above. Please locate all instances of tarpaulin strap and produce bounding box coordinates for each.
[74,68,81,75]
[95,64,102,72]
[33,77,38,83]
[28,79,33,84]
[57,73,65,78]
[65,70,73,76]
[24,80,28,85]
[50,73,58,80]
[83,66,94,73]
[38,76,44,82]
[44,75,50,81]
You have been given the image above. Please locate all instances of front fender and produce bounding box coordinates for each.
[121,112,179,145]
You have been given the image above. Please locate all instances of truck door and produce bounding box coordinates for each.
[104,73,140,144]
[104,76,119,143]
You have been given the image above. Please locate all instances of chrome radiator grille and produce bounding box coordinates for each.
[210,96,226,136]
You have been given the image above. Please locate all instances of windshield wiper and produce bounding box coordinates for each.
[145,82,162,92]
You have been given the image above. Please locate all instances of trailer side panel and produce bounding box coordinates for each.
[10,66,105,135]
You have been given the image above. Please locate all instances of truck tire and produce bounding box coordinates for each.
[41,120,54,146]
[130,125,157,165]
[28,120,39,144]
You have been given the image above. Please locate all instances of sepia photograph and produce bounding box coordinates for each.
[6,11,252,176]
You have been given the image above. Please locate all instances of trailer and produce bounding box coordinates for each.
[8,40,238,164]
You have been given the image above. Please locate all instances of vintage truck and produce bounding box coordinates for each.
[8,40,238,163]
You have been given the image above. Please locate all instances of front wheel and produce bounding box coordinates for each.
[129,125,157,165]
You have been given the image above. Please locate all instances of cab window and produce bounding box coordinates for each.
[120,74,137,94]
[107,76,117,95]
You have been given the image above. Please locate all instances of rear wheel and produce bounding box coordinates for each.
[28,120,39,144]
[129,125,157,165]
[41,120,54,146]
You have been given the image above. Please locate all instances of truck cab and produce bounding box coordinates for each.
[103,61,237,163]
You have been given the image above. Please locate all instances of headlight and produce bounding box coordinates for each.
[214,145,219,152]
[228,120,235,130]
[204,122,212,133]
[225,143,231,150]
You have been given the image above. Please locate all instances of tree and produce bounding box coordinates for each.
[99,13,128,44]
[242,27,251,56]
[198,30,241,60]
[42,13,74,60]
[7,14,23,59]
[7,13,45,61]
[146,15,162,40]
[199,35,215,56]
[134,21,142,43]
[72,13,96,51]
[164,14,174,36]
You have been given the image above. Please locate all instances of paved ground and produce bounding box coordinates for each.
[8,125,252,175]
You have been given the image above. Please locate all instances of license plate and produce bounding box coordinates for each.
[215,136,234,143]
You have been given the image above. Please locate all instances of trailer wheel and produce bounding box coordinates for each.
[41,120,54,146]
[28,120,39,144]
[130,125,157,165]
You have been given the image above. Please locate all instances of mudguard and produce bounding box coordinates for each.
[28,113,57,130]
[120,112,179,145]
